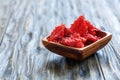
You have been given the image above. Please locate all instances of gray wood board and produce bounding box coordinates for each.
[0,0,15,45]
[0,0,120,80]
[81,0,120,80]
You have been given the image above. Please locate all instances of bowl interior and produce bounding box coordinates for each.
[42,30,112,61]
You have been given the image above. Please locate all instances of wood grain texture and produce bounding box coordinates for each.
[0,0,14,45]
[81,0,120,80]
[0,0,119,80]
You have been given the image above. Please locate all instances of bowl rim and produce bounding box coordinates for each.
[42,30,112,51]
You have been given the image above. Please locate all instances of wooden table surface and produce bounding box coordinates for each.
[0,0,120,80]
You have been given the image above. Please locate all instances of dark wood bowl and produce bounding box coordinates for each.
[42,31,112,61]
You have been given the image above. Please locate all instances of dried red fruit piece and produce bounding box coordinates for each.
[70,33,86,43]
[86,20,100,36]
[48,24,65,42]
[84,34,98,42]
[61,33,85,48]
[76,41,84,48]
[70,16,88,36]
[64,28,72,37]
[48,15,103,48]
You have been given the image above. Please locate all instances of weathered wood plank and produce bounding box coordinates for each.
[83,0,120,80]
[0,0,105,80]
[1,0,120,80]
[0,0,32,79]
[0,0,14,45]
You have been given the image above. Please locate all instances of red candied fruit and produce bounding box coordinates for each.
[70,16,88,36]
[86,20,98,35]
[61,33,86,48]
[64,28,72,37]
[47,24,66,42]
[47,15,102,48]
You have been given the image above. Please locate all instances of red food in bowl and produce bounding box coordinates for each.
[47,15,102,48]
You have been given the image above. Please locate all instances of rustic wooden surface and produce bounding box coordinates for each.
[0,0,120,80]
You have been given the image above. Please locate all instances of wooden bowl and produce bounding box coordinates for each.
[42,31,112,61]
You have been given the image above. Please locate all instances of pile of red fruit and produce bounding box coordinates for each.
[47,15,102,48]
